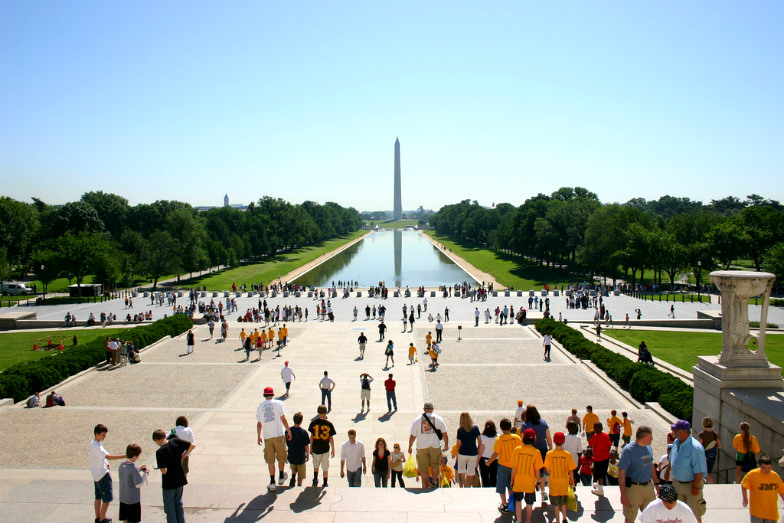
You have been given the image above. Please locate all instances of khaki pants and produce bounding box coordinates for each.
[674,479,706,518]
[622,482,656,522]
[416,447,442,478]
[263,436,288,464]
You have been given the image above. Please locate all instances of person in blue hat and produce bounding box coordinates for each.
[669,419,707,522]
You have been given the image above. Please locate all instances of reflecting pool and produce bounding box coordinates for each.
[294,230,476,288]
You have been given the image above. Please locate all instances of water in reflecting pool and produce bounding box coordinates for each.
[294,230,476,288]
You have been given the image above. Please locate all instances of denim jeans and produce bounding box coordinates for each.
[386,390,397,411]
[390,470,404,488]
[321,389,332,410]
[373,470,388,487]
[346,468,362,487]
[162,487,185,523]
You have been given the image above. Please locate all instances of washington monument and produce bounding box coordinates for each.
[393,137,402,220]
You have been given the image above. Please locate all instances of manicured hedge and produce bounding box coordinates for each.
[536,318,693,421]
[0,314,192,402]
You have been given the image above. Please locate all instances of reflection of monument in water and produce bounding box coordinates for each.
[393,138,402,221]
[394,229,402,287]
[692,270,783,483]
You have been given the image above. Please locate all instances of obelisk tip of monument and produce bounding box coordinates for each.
[395,137,399,143]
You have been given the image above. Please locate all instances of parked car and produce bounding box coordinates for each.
[2,282,33,295]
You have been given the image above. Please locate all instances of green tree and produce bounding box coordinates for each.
[0,196,39,270]
[143,230,181,290]
[57,232,109,296]
[81,191,130,240]
[762,242,784,283]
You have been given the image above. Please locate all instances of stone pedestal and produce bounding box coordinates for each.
[692,270,783,482]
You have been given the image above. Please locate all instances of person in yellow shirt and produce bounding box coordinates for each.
[544,432,577,523]
[439,455,455,487]
[280,324,288,347]
[250,329,259,347]
[583,405,599,439]
[510,428,543,523]
[734,421,761,483]
[607,410,623,447]
[425,331,432,346]
[267,328,275,350]
[486,419,522,514]
[741,455,784,523]
[240,328,247,347]
[621,411,634,446]
[408,343,417,365]
[259,329,267,349]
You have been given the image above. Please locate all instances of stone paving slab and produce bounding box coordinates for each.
[0,408,190,468]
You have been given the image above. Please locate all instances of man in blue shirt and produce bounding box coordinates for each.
[669,419,707,522]
[618,425,658,523]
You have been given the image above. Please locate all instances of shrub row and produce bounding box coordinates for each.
[0,314,192,402]
[536,318,693,421]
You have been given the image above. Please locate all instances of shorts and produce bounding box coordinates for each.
[622,435,631,445]
[496,464,512,494]
[93,473,113,502]
[119,502,141,523]
[622,482,656,522]
[263,435,288,464]
[550,495,567,507]
[593,458,609,481]
[312,452,330,471]
[284,381,292,390]
[289,462,306,478]
[361,389,371,401]
[456,454,478,475]
[416,447,442,477]
[513,491,537,505]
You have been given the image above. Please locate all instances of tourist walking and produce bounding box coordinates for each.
[89,424,126,523]
[256,386,292,492]
[357,332,367,359]
[542,332,552,361]
[152,428,195,523]
[384,373,397,412]
[280,361,295,398]
[698,417,720,484]
[435,320,443,343]
[408,402,449,488]
[455,412,481,488]
[384,340,395,368]
[340,430,366,487]
[734,421,761,483]
[371,438,391,487]
[618,425,658,523]
[589,422,612,496]
[639,484,697,523]
[307,405,336,487]
[286,412,310,487]
[378,321,387,341]
[390,443,406,488]
[741,454,784,523]
[486,418,522,513]
[521,405,552,499]
[359,373,373,412]
[186,330,194,355]
[669,419,707,522]
[319,371,335,411]
[478,420,498,488]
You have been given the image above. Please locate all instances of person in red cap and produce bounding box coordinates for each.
[544,432,577,523]
[280,361,295,398]
[510,428,543,523]
[256,386,292,492]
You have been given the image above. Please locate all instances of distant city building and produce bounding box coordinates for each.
[224,194,229,207]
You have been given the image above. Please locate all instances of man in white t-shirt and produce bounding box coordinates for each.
[89,424,125,523]
[639,484,697,523]
[514,400,525,430]
[280,361,295,397]
[256,386,292,492]
[408,402,448,488]
[543,332,552,361]
[340,430,366,487]
[319,371,336,411]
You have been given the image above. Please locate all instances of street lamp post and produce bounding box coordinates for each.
[697,261,702,302]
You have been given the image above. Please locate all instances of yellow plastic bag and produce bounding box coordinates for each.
[403,454,418,478]
[566,485,578,512]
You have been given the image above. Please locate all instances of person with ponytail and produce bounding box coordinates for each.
[733,421,761,483]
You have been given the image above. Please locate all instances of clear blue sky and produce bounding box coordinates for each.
[1,0,782,212]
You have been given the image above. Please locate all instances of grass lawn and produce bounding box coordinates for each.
[0,327,129,372]
[179,231,366,290]
[603,329,784,377]
[426,232,583,289]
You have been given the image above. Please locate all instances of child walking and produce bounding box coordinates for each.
[118,444,149,523]
[510,428,543,523]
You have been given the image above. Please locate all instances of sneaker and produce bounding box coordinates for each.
[590,483,604,496]
[289,478,295,487]
[322,480,328,487]
[312,478,318,487]
[498,504,509,513]
[268,482,277,492]
[278,472,287,486]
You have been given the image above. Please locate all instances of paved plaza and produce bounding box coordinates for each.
[0,290,764,522]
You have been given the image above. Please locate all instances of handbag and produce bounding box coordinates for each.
[566,485,578,512]
[402,454,418,478]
